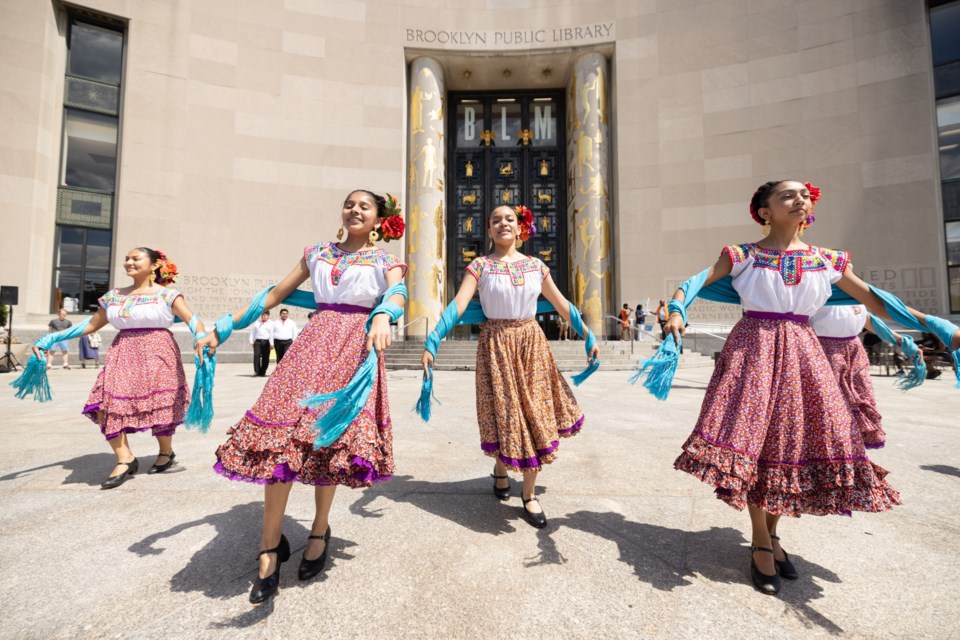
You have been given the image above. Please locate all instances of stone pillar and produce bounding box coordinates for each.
[405,57,446,338]
[567,52,612,337]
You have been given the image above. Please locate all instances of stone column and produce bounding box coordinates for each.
[567,52,612,337]
[405,57,446,338]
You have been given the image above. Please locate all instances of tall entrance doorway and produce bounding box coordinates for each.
[446,91,568,297]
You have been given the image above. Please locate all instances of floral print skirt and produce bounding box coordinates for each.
[674,315,900,517]
[476,318,584,472]
[82,328,188,441]
[214,306,393,488]
[819,336,885,449]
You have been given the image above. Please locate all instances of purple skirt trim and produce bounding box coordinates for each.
[95,383,188,401]
[818,335,858,342]
[694,428,869,465]
[316,302,373,314]
[213,456,391,486]
[745,310,810,323]
[559,415,585,436]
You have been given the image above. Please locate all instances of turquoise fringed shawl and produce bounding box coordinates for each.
[9,317,93,401]
[867,314,925,390]
[416,298,598,422]
[632,269,960,399]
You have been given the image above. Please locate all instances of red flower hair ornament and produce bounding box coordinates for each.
[154,250,179,286]
[514,205,536,242]
[749,181,823,227]
[371,193,405,242]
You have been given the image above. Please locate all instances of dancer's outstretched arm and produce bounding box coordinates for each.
[663,252,733,345]
[420,274,477,377]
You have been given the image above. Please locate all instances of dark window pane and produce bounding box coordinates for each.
[55,270,82,313]
[948,221,960,267]
[950,266,960,313]
[937,96,960,180]
[57,227,84,268]
[82,272,110,313]
[934,60,960,99]
[493,99,520,146]
[85,229,111,269]
[69,21,123,85]
[945,181,960,221]
[62,109,118,191]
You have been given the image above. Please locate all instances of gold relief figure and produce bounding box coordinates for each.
[462,192,477,205]
[435,129,444,144]
[538,247,553,261]
[583,289,602,326]
[518,129,533,145]
[480,129,496,146]
[499,161,513,176]
[590,269,612,310]
[464,215,474,233]
[540,159,549,176]
[595,66,608,125]
[434,202,444,261]
[574,265,588,309]
[429,102,443,122]
[540,216,550,232]
[576,130,594,178]
[407,204,421,255]
[407,160,417,191]
[578,173,607,199]
[577,217,596,259]
[461,247,476,262]
[428,263,442,301]
[465,160,474,177]
[413,139,438,189]
[408,297,435,329]
[410,84,435,135]
[581,78,594,122]
[595,218,610,260]
[502,189,512,204]
[537,191,552,204]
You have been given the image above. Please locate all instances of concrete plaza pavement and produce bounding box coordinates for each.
[1,363,959,639]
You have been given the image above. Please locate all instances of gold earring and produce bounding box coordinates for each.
[760,221,771,238]
[369,230,380,243]
[515,237,523,248]
[798,222,807,237]
[336,227,344,240]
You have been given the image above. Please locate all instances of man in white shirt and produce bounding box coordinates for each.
[249,311,274,376]
[272,308,298,362]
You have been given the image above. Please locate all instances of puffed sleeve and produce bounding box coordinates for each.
[721,243,752,278]
[466,256,486,281]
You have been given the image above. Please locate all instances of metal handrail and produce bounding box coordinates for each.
[392,314,429,340]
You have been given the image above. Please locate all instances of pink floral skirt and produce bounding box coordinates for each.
[82,328,188,441]
[476,318,584,472]
[214,304,394,488]
[674,315,900,517]
[819,336,885,449]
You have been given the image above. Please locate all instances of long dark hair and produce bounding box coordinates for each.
[749,180,788,224]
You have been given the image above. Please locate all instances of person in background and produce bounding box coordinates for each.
[249,310,274,377]
[47,309,72,370]
[272,308,297,362]
[78,331,101,368]
[619,303,633,341]
[635,304,646,341]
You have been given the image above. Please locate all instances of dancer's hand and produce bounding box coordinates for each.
[588,343,600,364]
[664,312,685,345]
[952,329,960,351]
[195,332,219,363]
[32,346,46,361]
[366,314,392,354]
[421,351,434,378]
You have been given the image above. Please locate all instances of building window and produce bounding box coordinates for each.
[53,12,124,312]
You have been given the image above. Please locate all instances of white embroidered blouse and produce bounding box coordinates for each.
[811,304,867,338]
[723,243,850,317]
[304,242,407,308]
[466,255,550,320]
[98,288,182,330]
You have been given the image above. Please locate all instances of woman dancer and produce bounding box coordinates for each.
[33,247,198,489]
[197,190,405,604]
[421,205,598,529]
[665,180,960,595]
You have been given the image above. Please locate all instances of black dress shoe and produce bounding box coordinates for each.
[298,526,331,581]
[249,534,290,604]
[100,458,138,490]
[750,546,782,595]
[521,497,547,529]
[771,535,799,579]
[148,451,176,474]
[491,473,510,501]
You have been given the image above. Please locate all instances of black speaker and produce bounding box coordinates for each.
[0,286,18,305]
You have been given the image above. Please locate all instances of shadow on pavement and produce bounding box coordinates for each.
[128,501,358,628]
[0,452,117,486]
[920,464,960,478]
[349,474,522,535]
[534,510,845,635]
